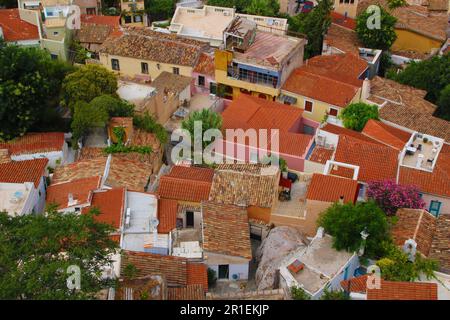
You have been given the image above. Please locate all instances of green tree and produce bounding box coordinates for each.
[318,201,391,259]
[0,0,17,8]
[0,207,119,299]
[291,286,311,300]
[61,64,118,110]
[89,94,135,118]
[340,102,379,132]
[320,288,349,300]
[181,108,223,149]
[245,0,280,16]
[206,0,248,11]
[145,0,176,22]
[376,242,438,282]
[387,0,407,9]
[71,40,90,64]
[288,0,333,58]
[71,100,109,143]
[437,84,450,120]
[387,54,450,117]
[0,44,73,141]
[133,112,168,144]
[356,7,397,50]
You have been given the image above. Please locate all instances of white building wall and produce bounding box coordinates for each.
[229,263,249,281]
[422,193,450,216]
[11,150,65,169]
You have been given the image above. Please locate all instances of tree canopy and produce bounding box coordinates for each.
[0,43,73,141]
[318,201,391,259]
[0,207,119,299]
[145,0,176,22]
[71,100,109,143]
[340,102,379,132]
[245,0,280,16]
[206,0,248,11]
[367,180,425,216]
[355,6,397,50]
[181,108,223,150]
[61,64,118,111]
[288,0,333,59]
[387,54,450,120]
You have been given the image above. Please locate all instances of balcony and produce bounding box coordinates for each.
[227,66,279,89]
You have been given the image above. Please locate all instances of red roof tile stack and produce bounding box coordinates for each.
[0,158,48,187]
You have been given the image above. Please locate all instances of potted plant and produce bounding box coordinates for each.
[280,158,288,178]
[423,137,429,144]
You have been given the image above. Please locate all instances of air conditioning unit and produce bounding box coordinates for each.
[232,273,240,280]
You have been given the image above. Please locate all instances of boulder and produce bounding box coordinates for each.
[255,226,307,290]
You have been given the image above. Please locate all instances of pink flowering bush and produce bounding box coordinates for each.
[367,180,425,216]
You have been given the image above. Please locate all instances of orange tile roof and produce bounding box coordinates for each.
[306,173,359,203]
[168,284,205,300]
[325,23,361,55]
[82,188,125,229]
[362,119,412,150]
[0,132,65,156]
[80,14,120,28]
[193,52,215,76]
[0,9,39,42]
[391,208,436,257]
[321,123,382,145]
[330,11,356,30]
[308,146,334,164]
[341,275,438,300]
[187,263,208,292]
[46,176,101,210]
[399,144,450,198]
[282,54,367,107]
[0,159,48,187]
[121,251,188,287]
[157,198,178,233]
[157,166,214,203]
[332,135,399,183]
[221,95,312,157]
[52,158,107,185]
[430,214,450,273]
[202,202,252,260]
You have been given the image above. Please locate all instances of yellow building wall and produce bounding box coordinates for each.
[99,53,193,80]
[392,29,443,55]
[281,88,361,122]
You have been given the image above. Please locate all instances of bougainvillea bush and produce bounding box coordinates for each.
[367,180,425,216]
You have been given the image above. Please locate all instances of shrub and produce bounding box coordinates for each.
[320,289,349,300]
[291,286,310,300]
[340,102,379,131]
[207,268,217,287]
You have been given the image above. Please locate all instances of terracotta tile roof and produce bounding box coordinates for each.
[157,166,213,203]
[52,158,107,185]
[121,251,188,287]
[0,159,48,187]
[362,119,412,150]
[80,14,120,28]
[202,202,252,260]
[75,23,115,45]
[330,11,357,30]
[193,52,215,76]
[398,144,450,198]
[187,263,208,292]
[306,173,359,203]
[105,156,153,191]
[46,176,101,210]
[78,147,105,160]
[321,123,382,145]
[332,134,399,183]
[99,28,209,67]
[157,198,178,233]
[82,188,125,229]
[324,23,361,55]
[0,132,65,156]
[308,146,334,164]
[391,208,437,256]
[150,71,192,93]
[0,9,39,42]
[282,54,367,107]
[210,164,279,209]
[341,275,438,300]
[429,214,450,273]
[371,77,450,141]
[221,95,312,157]
[168,284,205,300]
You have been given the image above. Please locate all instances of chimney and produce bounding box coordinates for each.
[339,195,344,204]
[361,78,371,101]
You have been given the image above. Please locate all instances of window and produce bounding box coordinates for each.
[156,63,161,70]
[429,200,442,217]
[141,62,149,74]
[53,31,59,36]
[304,100,313,112]
[198,75,205,86]
[173,67,180,75]
[134,15,142,23]
[218,265,229,279]
[329,108,338,117]
[210,82,217,95]
[86,7,96,15]
[186,211,194,228]
[124,15,132,24]
[111,58,120,71]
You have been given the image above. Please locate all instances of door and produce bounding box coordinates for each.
[429,200,442,217]
[186,211,194,228]
[218,265,229,279]
[250,225,262,241]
